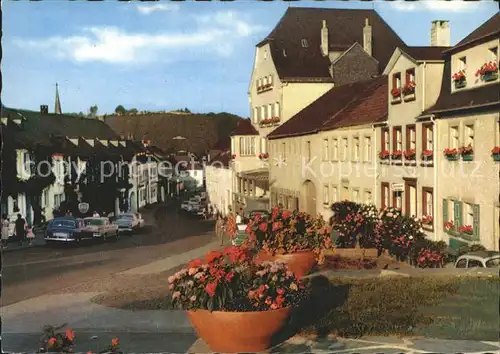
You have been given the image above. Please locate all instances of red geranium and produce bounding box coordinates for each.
[459,145,473,156]
[205,281,218,297]
[391,88,401,98]
[475,61,498,77]
[443,148,458,157]
[452,70,466,82]
[492,146,500,155]
[379,150,390,159]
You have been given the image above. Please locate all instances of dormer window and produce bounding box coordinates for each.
[453,57,467,89]
[301,39,308,48]
[403,68,416,99]
[391,73,402,103]
[458,56,467,71]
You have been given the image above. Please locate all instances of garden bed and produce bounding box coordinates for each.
[318,254,410,271]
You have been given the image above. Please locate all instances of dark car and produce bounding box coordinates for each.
[44,217,93,244]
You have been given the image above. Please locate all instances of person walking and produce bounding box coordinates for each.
[2,214,10,249]
[26,224,35,246]
[15,214,26,247]
[216,214,224,245]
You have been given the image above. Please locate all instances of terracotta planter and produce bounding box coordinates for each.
[256,250,316,278]
[187,307,291,352]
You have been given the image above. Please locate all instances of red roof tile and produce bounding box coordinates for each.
[268,76,387,140]
[231,119,259,136]
[259,7,408,81]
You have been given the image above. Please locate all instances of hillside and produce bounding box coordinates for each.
[105,111,243,156]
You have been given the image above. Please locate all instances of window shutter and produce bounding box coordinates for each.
[454,200,462,230]
[473,204,480,240]
[442,199,448,224]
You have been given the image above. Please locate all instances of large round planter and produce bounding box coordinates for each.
[256,250,316,278]
[187,307,291,352]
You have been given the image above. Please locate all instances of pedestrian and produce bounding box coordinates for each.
[235,211,242,225]
[15,214,26,247]
[26,224,35,246]
[2,214,10,249]
[216,214,224,245]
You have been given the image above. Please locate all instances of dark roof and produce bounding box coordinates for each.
[421,60,500,116]
[259,7,408,80]
[404,46,448,61]
[446,13,500,54]
[212,136,231,151]
[268,76,387,139]
[230,119,259,136]
[210,151,231,168]
[322,76,388,130]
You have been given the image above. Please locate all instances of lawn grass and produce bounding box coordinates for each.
[298,275,499,341]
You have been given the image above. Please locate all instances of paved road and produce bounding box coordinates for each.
[1,204,216,306]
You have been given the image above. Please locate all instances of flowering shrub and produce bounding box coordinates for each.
[492,146,500,155]
[391,150,402,159]
[421,215,433,225]
[475,61,498,77]
[323,255,377,270]
[330,202,379,248]
[459,145,473,156]
[444,220,454,232]
[443,148,458,157]
[416,248,444,268]
[391,88,401,98]
[402,81,416,95]
[452,70,466,82]
[458,224,473,235]
[259,153,269,160]
[259,117,280,126]
[244,206,331,260]
[421,149,433,160]
[39,325,75,353]
[231,154,236,159]
[378,150,390,160]
[403,149,416,160]
[169,246,305,312]
[225,214,237,240]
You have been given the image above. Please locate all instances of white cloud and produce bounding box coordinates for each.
[136,3,180,15]
[12,11,266,64]
[390,0,477,12]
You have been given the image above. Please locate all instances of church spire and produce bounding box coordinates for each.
[55,83,62,115]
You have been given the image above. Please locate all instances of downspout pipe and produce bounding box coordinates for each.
[430,114,437,241]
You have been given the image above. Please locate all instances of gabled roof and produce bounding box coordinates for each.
[258,7,408,81]
[268,76,387,140]
[420,60,500,117]
[445,13,500,54]
[230,119,258,136]
[212,136,231,151]
[210,150,231,168]
[404,46,448,61]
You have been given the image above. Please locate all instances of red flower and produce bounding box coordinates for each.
[443,148,458,156]
[225,271,235,282]
[205,282,218,297]
[475,61,498,77]
[272,221,283,231]
[275,295,285,307]
[282,210,291,219]
[452,70,466,82]
[492,146,500,155]
[259,222,268,232]
[205,251,223,264]
[48,337,57,347]
[391,87,401,98]
[277,288,285,295]
[111,338,119,347]
[65,329,75,342]
[188,258,203,268]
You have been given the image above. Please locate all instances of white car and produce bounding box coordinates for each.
[83,217,119,241]
[181,201,190,211]
[114,213,144,233]
[455,251,500,268]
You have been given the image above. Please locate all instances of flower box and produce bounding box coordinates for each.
[483,71,499,82]
[422,215,433,225]
[458,224,473,235]
[403,149,416,161]
[421,150,433,161]
[475,61,498,82]
[378,150,390,160]
[491,147,500,161]
[452,70,466,89]
[454,79,467,89]
[258,153,269,160]
[444,220,455,233]
[493,154,500,162]
[459,145,473,161]
[391,150,402,160]
[443,148,459,161]
[462,154,473,161]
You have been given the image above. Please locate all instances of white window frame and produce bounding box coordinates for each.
[342,137,348,161]
[332,138,339,161]
[365,190,372,204]
[353,136,360,162]
[352,189,360,203]
[464,124,474,147]
[364,136,372,162]
[322,139,329,161]
[331,185,338,203]
[464,202,474,226]
[450,125,459,149]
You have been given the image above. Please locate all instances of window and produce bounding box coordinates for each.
[268,104,273,119]
[332,138,339,161]
[261,138,267,154]
[465,124,474,147]
[458,56,467,71]
[364,136,372,162]
[43,189,50,207]
[450,125,459,149]
[381,127,390,153]
[405,68,415,84]
[392,72,401,90]
[253,107,258,123]
[486,258,500,268]
[275,102,280,118]
[464,203,474,227]
[422,187,433,228]
[301,39,308,48]
[353,136,360,161]
[406,125,416,150]
[352,189,360,203]
[393,191,403,210]
[393,126,402,152]
[422,123,434,154]
[342,186,349,200]
[456,259,467,268]
[269,75,273,86]
[342,138,348,161]
[467,260,484,268]
[365,190,372,204]
[490,46,498,62]
[331,185,338,203]
[381,182,390,209]
[306,141,311,161]
[263,76,268,86]
[322,139,329,161]
[405,182,417,217]
[323,184,329,205]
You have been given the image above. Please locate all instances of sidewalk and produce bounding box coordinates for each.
[2,239,499,353]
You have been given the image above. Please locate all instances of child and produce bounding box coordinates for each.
[26,224,35,246]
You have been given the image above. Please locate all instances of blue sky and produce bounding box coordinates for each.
[2,0,498,117]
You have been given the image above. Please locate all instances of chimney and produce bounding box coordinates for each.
[321,20,329,57]
[431,20,450,47]
[40,105,49,115]
[363,18,372,56]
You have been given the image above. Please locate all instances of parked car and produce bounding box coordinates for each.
[249,210,269,219]
[180,201,190,211]
[44,216,92,244]
[455,251,500,268]
[83,217,119,241]
[114,213,144,233]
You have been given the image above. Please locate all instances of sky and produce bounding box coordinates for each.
[2,0,498,118]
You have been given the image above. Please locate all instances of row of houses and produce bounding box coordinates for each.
[1,94,170,226]
[206,7,499,252]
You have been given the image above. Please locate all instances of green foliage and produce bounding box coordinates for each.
[114,105,126,115]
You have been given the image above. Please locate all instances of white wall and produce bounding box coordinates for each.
[206,165,234,216]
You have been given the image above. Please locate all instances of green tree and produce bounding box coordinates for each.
[115,105,127,115]
[88,105,98,118]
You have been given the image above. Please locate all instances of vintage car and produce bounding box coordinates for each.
[44,217,92,244]
[455,251,500,268]
[83,217,119,241]
[113,213,144,233]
